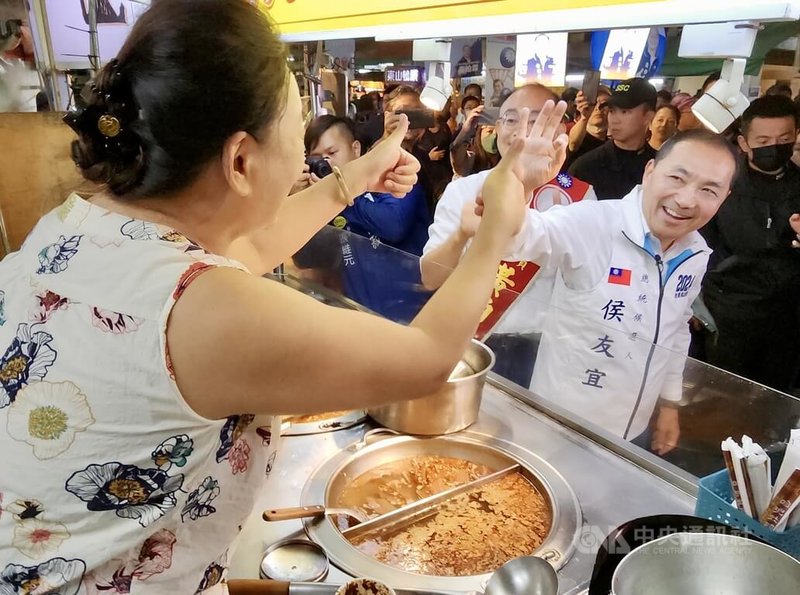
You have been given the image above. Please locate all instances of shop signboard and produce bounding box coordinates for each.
[260,0,656,36]
[591,27,666,80]
[451,37,483,78]
[325,38,355,79]
[514,32,568,87]
[598,28,651,81]
[385,66,424,87]
[485,36,515,108]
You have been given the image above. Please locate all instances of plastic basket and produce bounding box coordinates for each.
[695,469,800,559]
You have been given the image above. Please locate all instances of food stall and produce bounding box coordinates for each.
[221,2,800,593]
[227,230,800,594]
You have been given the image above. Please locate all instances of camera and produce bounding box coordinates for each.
[305,155,333,179]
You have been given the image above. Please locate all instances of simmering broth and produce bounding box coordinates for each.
[333,456,551,576]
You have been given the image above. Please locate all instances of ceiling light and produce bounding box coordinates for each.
[691,58,750,133]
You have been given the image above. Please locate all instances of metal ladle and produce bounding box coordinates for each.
[483,556,558,595]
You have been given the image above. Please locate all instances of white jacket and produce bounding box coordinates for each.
[423,170,596,334]
[511,186,709,438]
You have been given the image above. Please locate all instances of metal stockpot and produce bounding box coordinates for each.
[368,339,494,435]
[611,532,800,595]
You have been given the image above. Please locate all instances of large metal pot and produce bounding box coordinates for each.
[300,432,581,593]
[611,532,800,595]
[368,339,494,435]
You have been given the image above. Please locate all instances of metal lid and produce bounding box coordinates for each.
[281,410,367,436]
[259,538,329,582]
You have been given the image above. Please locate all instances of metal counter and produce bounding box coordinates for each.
[227,377,696,594]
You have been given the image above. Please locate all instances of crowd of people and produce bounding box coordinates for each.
[297,75,800,406]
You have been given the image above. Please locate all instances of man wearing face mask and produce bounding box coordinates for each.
[700,96,800,393]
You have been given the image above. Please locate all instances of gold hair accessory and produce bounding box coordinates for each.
[331,165,354,207]
[97,114,121,138]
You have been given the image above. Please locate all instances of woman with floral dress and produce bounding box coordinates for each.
[0,1,567,593]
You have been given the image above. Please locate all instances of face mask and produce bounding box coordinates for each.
[481,131,498,154]
[750,142,794,172]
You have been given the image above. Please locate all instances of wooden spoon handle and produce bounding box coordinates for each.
[228,579,289,595]
[262,505,325,522]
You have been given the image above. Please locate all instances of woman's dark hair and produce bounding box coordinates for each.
[304,115,357,154]
[699,71,721,96]
[65,0,288,198]
[464,83,482,97]
[655,89,673,104]
[765,83,793,99]
[654,104,681,124]
[355,93,380,114]
[383,85,422,112]
[561,87,579,103]
[461,95,480,110]
[470,125,501,175]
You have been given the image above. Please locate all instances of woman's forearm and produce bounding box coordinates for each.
[420,230,470,290]
[413,227,506,349]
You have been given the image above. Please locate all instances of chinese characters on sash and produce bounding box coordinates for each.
[475,173,592,339]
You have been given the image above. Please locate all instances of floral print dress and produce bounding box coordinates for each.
[0,195,280,594]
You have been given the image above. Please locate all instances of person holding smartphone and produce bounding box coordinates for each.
[569,78,657,200]
[382,86,438,215]
[564,86,611,171]
[450,104,502,178]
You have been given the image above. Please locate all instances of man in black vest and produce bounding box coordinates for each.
[569,78,657,199]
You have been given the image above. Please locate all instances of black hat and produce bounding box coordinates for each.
[608,78,657,111]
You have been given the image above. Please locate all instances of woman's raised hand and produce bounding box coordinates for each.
[349,114,420,198]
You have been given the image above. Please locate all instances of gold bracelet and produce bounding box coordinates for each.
[331,165,354,207]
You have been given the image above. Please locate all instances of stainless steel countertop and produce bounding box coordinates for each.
[227,382,695,594]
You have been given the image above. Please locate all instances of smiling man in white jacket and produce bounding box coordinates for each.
[505,129,738,453]
[425,125,738,454]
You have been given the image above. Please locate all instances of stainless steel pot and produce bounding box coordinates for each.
[368,339,494,435]
[300,432,581,593]
[611,532,800,595]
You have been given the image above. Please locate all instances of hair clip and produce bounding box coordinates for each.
[97,114,121,138]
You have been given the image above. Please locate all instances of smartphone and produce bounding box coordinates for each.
[396,108,435,130]
[478,107,500,125]
[582,69,602,105]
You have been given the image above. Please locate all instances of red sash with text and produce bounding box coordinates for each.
[475,173,592,339]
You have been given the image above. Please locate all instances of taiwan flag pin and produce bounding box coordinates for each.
[608,267,632,286]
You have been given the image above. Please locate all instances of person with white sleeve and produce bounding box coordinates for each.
[421,85,596,387]
[503,129,738,453]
